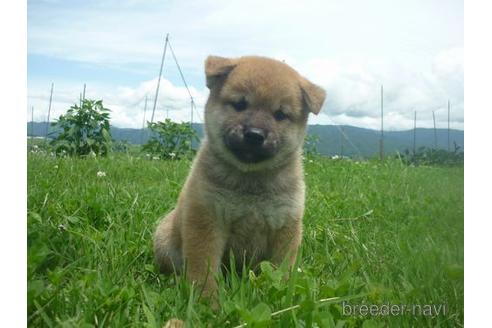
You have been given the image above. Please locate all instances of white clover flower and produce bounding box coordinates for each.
[309,159,314,163]
[331,155,340,160]
[97,171,106,177]
[145,153,151,157]
[169,152,176,159]
[89,151,97,158]
[54,165,59,169]
[297,267,303,273]
[152,156,160,160]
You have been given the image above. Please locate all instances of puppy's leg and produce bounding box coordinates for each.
[154,210,183,274]
[182,204,226,298]
[270,218,302,269]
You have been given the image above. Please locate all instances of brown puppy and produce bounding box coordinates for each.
[154,55,326,297]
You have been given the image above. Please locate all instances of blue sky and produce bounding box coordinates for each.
[27,0,463,130]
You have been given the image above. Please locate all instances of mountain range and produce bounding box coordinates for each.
[27,121,464,158]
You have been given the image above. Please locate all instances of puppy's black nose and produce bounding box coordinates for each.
[244,127,266,146]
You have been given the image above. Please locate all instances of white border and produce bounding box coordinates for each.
[0,0,27,325]
[465,1,492,327]
[0,0,476,326]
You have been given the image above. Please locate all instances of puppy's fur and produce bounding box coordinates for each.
[154,55,326,295]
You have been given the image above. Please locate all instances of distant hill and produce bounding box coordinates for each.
[306,125,464,158]
[27,121,464,158]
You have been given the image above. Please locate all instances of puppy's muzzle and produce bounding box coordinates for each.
[244,127,266,147]
[224,125,277,163]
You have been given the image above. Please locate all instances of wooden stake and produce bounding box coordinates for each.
[151,34,169,123]
[31,106,34,138]
[190,100,195,151]
[432,111,437,149]
[340,126,344,157]
[447,100,450,151]
[45,82,54,139]
[413,111,417,154]
[379,85,384,161]
[141,95,148,144]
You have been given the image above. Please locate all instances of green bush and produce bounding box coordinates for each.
[51,99,112,157]
[27,139,53,155]
[143,119,198,160]
[399,143,464,166]
[304,134,321,157]
[111,140,130,154]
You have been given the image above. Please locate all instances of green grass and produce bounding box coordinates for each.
[27,152,463,327]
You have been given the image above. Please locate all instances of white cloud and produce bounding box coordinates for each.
[27,78,208,129]
[27,0,463,130]
[28,46,463,131]
[305,47,463,130]
[28,0,463,65]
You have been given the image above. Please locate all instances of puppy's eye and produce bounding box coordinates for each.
[229,98,248,112]
[273,110,288,121]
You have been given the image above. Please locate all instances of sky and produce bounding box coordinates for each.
[27,0,464,130]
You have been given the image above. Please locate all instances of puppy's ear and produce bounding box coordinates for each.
[205,56,237,89]
[300,78,326,115]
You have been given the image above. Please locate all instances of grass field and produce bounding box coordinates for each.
[27,151,464,327]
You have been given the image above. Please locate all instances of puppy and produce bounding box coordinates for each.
[154,55,326,297]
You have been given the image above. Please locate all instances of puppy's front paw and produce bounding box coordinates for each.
[197,281,219,310]
[162,318,185,328]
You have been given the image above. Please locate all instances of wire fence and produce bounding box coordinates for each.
[27,34,462,159]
